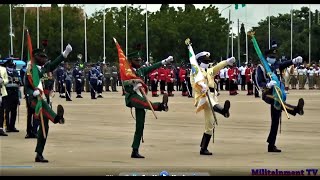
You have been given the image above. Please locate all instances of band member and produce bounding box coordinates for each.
[149,68,159,97]
[191,51,235,155]
[179,64,188,96]
[228,64,239,95]
[166,64,175,96]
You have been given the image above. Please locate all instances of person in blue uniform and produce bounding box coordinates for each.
[73,64,83,98]
[89,64,99,99]
[255,41,305,152]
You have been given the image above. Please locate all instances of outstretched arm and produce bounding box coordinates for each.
[138,56,174,76]
[41,44,72,75]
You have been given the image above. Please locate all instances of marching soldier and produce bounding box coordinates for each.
[73,64,83,98]
[3,59,21,133]
[149,68,159,97]
[120,48,173,158]
[297,65,307,89]
[96,63,104,98]
[191,51,234,155]
[255,42,305,152]
[89,64,99,99]
[166,64,175,96]
[25,44,72,162]
[239,63,246,91]
[252,63,260,98]
[315,65,320,89]
[290,64,298,89]
[0,64,9,136]
[111,65,118,92]
[179,64,188,96]
[20,65,27,86]
[56,63,65,98]
[159,65,167,94]
[245,62,254,95]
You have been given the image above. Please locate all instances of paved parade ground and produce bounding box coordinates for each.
[1,89,320,176]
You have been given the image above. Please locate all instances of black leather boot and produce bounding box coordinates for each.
[160,93,169,112]
[200,133,212,155]
[131,149,145,158]
[268,145,281,153]
[35,153,49,163]
[213,100,230,118]
[283,98,304,116]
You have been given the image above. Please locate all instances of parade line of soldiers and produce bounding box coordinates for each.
[0,57,319,138]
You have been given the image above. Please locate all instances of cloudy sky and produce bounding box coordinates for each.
[26,4,319,33]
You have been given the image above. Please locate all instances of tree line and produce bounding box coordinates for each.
[0,4,319,65]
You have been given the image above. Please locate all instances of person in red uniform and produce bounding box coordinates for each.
[245,62,254,95]
[228,64,239,95]
[158,65,167,94]
[179,64,188,96]
[166,64,175,96]
[149,68,159,97]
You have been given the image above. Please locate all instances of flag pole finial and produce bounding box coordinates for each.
[185,38,191,46]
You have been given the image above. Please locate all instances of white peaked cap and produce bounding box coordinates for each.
[195,51,210,60]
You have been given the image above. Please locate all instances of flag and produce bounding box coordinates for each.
[235,4,246,10]
[250,33,286,110]
[187,44,207,113]
[26,30,43,116]
[113,37,148,92]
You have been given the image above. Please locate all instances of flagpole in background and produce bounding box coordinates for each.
[245,6,248,63]
[309,4,311,64]
[103,5,106,63]
[146,4,149,63]
[227,9,230,58]
[291,5,293,60]
[61,4,63,53]
[126,4,128,56]
[9,4,14,56]
[84,11,87,63]
[237,18,240,65]
[21,5,26,60]
[37,5,40,48]
[268,5,271,49]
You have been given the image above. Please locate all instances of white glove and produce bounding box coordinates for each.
[110,77,113,80]
[99,73,103,76]
[0,78,3,84]
[77,79,82,83]
[198,82,208,93]
[266,80,277,88]
[133,83,143,91]
[292,56,303,64]
[226,57,236,65]
[97,80,102,85]
[161,56,174,65]
[145,62,149,66]
[62,44,72,58]
[33,90,40,97]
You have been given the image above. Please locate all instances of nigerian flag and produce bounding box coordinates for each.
[187,44,207,113]
[26,29,43,115]
[235,4,246,10]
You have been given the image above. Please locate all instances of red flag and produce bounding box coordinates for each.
[113,38,148,92]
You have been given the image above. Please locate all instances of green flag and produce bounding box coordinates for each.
[235,4,246,10]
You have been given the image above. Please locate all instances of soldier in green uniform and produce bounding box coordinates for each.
[123,51,174,158]
[25,44,72,163]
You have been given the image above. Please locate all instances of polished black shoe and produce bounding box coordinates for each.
[223,100,231,118]
[91,97,97,99]
[200,148,213,155]
[76,95,83,98]
[131,149,145,158]
[97,95,103,98]
[268,145,281,152]
[66,99,72,101]
[25,133,37,139]
[54,105,65,124]
[152,94,159,97]
[296,98,304,115]
[35,153,49,163]
[0,129,8,136]
[162,93,169,112]
[6,128,19,132]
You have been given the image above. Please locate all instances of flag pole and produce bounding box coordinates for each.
[61,5,63,53]
[21,5,26,61]
[245,6,248,63]
[268,5,271,49]
[309,4,311,64]
[37,5,39,48]
[84,11,87,63]
[146,4,149,63]
[9,4,13,56]
[291,5,293,60]
[103,5,106,63]
[126,4,128,56]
